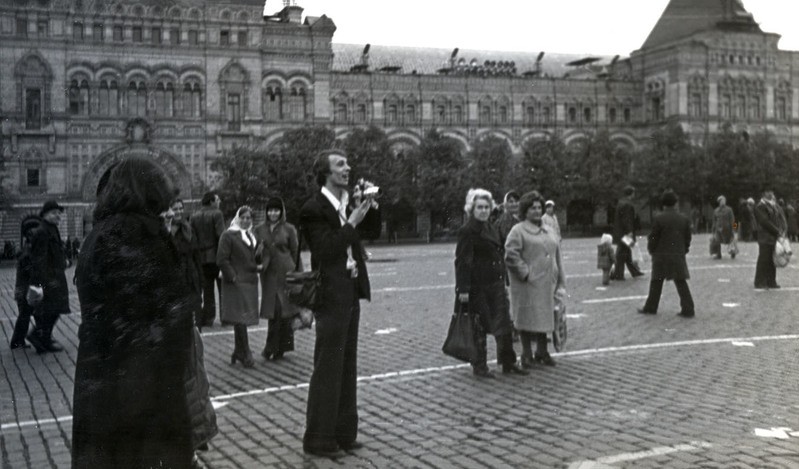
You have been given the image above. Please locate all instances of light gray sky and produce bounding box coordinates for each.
[273,0,799,55]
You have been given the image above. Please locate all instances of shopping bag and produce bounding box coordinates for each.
[631,242,644,267]
[553,287,568,352]
[774,236,792,268]
[442,301,480,363]
[709,234,721,256]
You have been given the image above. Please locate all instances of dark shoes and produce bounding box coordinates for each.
[637,308,657,315]
[632,272,646,278]
[768,284,781,289]
[472,368,496,379]
[502,363,530,376]
[10,341,30,350]
[303,443,344,458]
[339,441,364,451]
[677,311,695,318]
[262,350,286,361]
[26,334,63,354]
[534,353,556,367]
[230,351,254,368]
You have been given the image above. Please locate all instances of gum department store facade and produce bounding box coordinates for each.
[0,0,798,239]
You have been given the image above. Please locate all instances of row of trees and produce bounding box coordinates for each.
[212,122,799,233]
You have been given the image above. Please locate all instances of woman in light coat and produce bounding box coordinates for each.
[505,191,566,368]
[254,196,300,360]
[217,206,260,368]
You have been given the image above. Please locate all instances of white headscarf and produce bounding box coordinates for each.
[229,206,255,247]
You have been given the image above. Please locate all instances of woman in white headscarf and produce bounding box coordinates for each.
[217,206,261,368]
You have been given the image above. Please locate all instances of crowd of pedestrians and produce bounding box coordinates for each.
[5,145,795,465]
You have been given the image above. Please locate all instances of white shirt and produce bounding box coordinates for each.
[320,186,357,274]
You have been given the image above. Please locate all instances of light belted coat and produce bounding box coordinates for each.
[254,208,300,320]
[504,221,565,333]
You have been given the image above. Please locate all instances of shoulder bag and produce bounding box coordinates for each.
[283,228,321,325]
[442,300,480,363]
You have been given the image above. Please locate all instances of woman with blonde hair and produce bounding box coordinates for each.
[217,205,261,368]
[455,188,527,378]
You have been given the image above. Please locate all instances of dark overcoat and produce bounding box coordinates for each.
[455,218,512,336]
[713,205,735,244]
[72,213,197,469]
[613,197,637,244]
[29,220,70,315]
[754,200,787,245]
[300,192,380,313]
[190,206,225,265]
[647,207,692,280]
[217,229,260,326]
[171,220,203,303]
[254,214,299,320]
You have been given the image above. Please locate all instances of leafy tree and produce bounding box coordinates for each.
[409,129,467,230]
[464,135,514,199]
[567,130,632,209]
[211,145,271,218]
[267,126,336,223]
[635,122,706,204]
[514,134,570,200]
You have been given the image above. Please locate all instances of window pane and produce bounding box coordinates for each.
[27,169,40,187]
[73,22,83,40]
[170,29,180,45]
[26,89,42,129]
[188,30,198,45]
[17,18,27,37]
[152,27,161,44]
[37,20,48,37]
[132,27,142,42]
[113,25,123,41]
[220,30,230,46]
[237,31,247,46]
[93,23,103,42]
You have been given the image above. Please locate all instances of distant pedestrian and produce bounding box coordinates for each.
[691,206,702,234]
[9,215,43,350]
[748,198,759,242]
[785,201,798,242]
[638,190,695,318]
[541,199,561,243]
[493,190,521,246]
[71,236,81,259]
[455,188,527,378]
[254,196,300,361]
[73,157,198,469]
[217,206,260,369]
[597,233,615,286]
[611,186,644,280]
[26,200,70,354]
[753,190,787,289]
[505,191,566,368]
[712,195,735,259]
[191,191,226,329]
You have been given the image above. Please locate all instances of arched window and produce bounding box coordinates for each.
[80,80,90,115]
[165,83,174,117]
[435,104,446,124]
[404,103,416,124]
[608,107,617,123]
[99,80,109,115]
[68,79,80,115]
[498,105,508,124]
[583,107,592,123]
[109,81,119,115]
[155,82,165,117]
[192,83,202,117]
[136,82,147,117]
[453,105,463,124]
[568,107,577,124]
[525,106,535,126]
[128,82,137,115]
[356,103,367,123]
[479,105,492,126]
[335,102,348,123]
[386,104,398,124]
[288,85,307,121]
[264,84,283,121]
[542,106,551,124]
[776,97,787,120]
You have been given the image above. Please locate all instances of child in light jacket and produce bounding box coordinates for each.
[597,233,615,285]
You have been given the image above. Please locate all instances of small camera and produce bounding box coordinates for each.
[357,179,382,198]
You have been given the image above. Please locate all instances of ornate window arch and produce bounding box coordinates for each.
[353,92,369,124]
[263,80,283,121]
[98,77,120,116]
[154,80,175,117]
[774,80,792,121]
[19,147,46,193]
[15,53,53,130]
[523,97,537,127]
[219,61,250,131]
[496,96,511,125]
[431,95,448,125]
[451,96,465,125]
[402,95,418,126]
[333,92,349,124]
[383,94,399,126]
[645,78,665,122]
[126,80,148,117]
[478,96,493,126]
[288,83,308,121]
[687,74,708,119]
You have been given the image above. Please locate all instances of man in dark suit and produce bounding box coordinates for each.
[612,185,644,280]
[190,191,225,328]
[753,189,787,289]
[301,149,381,457]
[638,190,695,317]
[27,200,71,352]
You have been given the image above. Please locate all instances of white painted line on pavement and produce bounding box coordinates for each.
[568,441,713,468]
[754,427,792,439]
[201,326,267,337]
[582,295,647,304]
[755,286,799,292]
[731,341,755,347]
[375,328,398,335]
[723,303,740,307]
[718,278,730,282]
[7,334,799,432]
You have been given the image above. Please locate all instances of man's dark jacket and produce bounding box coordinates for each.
[754,200,786,245]
[29,220,70,315]
[613,197,637,244]
[647,207,691,280]
[300,192,381,311]
[190,206,225,265]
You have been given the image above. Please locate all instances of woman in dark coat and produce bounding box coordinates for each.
[9,215,43,349]
[169,198,218,461]
[217,205,260,368]
[254,197,300,360]
[712,195,735,259]
[455,188,527,378]
[73,157,198,469]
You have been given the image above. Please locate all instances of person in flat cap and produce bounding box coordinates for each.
[26,200,71,353]
[541,200,561,243]
[638,190,695,318]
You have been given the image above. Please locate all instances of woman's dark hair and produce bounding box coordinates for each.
[313,149,347,187]
[518,190,545,218]
[201,191,217,206]
[171,198,184,207]
[93,157,176,222]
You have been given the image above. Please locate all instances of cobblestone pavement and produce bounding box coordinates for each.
[1,235,798,468]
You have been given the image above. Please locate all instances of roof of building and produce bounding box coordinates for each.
[332,43,616,77]
[641,0,762,50]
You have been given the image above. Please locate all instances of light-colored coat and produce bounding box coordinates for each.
[254,218,299,320]
[216,229,259,326]
[504,221,565,333]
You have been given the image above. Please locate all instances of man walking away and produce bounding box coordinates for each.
[191,192,225,329]
[611,186,644,280]
[638,190,694,318]
[753,190,787,289]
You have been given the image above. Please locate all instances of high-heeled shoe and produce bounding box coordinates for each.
[533,352,556,367]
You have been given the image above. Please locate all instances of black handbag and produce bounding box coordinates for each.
[442,301,480,363]
[284,228,321,312]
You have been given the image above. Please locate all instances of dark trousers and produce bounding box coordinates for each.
[10,301,34,347]
[304,282,361,450]
[233,324,251,358]
[264,299,294,355]
[755,243,778,288]
[472,332,517,372]
[200,264,220,326]
[643,278,695,314]
[30,307,60,344]
[612,243,643,279]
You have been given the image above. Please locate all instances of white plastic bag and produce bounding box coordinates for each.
[773,236,792,268]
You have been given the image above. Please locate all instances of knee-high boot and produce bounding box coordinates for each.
[520,332,534,367]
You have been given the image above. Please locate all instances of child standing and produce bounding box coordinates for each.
[597,233,616,286]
